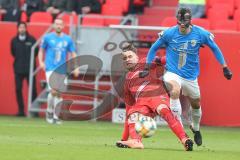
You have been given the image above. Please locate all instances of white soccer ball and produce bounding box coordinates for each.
[135,116,157,138]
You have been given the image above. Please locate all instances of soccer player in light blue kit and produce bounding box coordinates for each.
[38,18,79,124]
[141,8,232,146]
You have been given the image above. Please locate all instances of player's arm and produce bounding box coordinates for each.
[10,38,16,57]
[203,32,232,80]
[38,48,45,70]
[154,56,166,66]
[140,32,167,78]
[146,37,165,64]
[68,38,79,77]
[38,36,48,70]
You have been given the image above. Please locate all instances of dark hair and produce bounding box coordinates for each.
[17,21,27,28]
[177,7,192,18]
[121,42,137,53]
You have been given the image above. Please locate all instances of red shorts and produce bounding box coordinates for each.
[127,93,169,117]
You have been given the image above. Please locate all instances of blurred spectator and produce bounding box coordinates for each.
[129,0,149,14]
[0,0,21,21]
[68,0,101,15]
[45,0,69,19]
[178,0,206,18]
[23,0,45,19]
[11,22,38,117]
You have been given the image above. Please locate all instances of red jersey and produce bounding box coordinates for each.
[124,57,169,116]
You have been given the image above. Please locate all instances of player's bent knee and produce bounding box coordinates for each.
[189,98,201,109]
[156,104,169,115]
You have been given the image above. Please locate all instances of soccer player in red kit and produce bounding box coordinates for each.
[116,43,193,151]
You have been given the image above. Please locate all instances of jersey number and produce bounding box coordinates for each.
[178,52,187,69]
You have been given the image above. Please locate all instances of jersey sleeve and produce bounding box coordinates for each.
[67,37,76,53]
[201,29,226,65]
[40,35,48,50]
[146,30,168,64]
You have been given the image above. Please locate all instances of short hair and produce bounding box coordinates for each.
[17,21,27,28]
[177,7,192,18]
[121,42,137,53]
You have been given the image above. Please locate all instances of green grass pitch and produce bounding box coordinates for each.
[0,116,240,160]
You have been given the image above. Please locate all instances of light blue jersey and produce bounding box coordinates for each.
[146,25,226,80]
[40,32,75,73]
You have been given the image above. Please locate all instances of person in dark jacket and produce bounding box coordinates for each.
[68,0,101,15]
[11,22,38,116]
[0,0,21,21]
[45,0,69,18]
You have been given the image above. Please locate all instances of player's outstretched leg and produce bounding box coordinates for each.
[157,104,193,151]
[189,99,202,146]
[116,113,144,149]
[116,139,144,149]
[190,125,202,146]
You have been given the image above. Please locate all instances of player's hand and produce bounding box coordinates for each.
[39,61,45,70]
[223,67,232,80]
[155,57,163,65]
[73,69,79,78]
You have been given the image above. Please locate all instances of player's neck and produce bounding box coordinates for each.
[179,26,192,35]
[55,32,63,37]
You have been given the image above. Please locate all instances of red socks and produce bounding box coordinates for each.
[160,107,187,141]
[128,123,142,140]
[121,120,129,141]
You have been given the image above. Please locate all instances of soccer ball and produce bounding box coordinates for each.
[135,116,157,138]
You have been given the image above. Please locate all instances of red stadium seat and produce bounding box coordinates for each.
[133,0,145,6]
[60,14,78,25]
[30,12,53,24]
[138,15,162,26]
[101,3,123,15]
[20,11,28,22]
[211,20,237,31]
[191,18,210,29]
[237,21,240,30]
[152,0,178,7]
[209,3,234,17]
[233,9,240,21]
[207,8,229,21]
[161,17,177,27]
[105,0,129,13]
[144,7,175,16]
[82,14,104,27]
[101,4,123,26]
[207,0,234,8]
[235,0,240,9]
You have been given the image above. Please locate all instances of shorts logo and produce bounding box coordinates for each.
[191,40,197,47]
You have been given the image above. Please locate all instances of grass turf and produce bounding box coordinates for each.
[0,116,240,160]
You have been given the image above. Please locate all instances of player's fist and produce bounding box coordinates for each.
[155,56,166,65]
[155,57,162,65]
[223,67,232,80]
